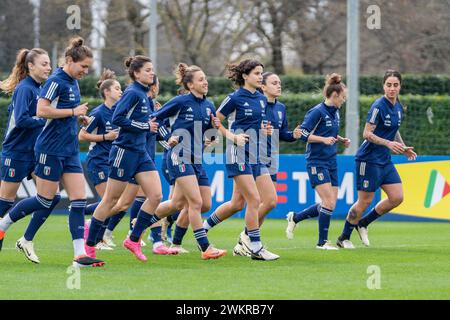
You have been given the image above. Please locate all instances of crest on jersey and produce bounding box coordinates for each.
[117,168,124,177]
[278,111,283,120]
[44,166,51,176]
[260,100,265,110]
[363,180,369,189]
[318,173,324,181]
[238,164,246,172]
[8,168,15,178]
[206,108,211,117]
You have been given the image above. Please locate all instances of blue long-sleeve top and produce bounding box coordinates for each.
[2,75,46,159]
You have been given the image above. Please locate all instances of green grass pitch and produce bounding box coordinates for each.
[1,215,450,300]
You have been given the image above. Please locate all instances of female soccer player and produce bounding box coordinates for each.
[206,59,279,261]
[84,55,163,263]
[150,63,226,260]
[285,73,350,250]
[336,70,416,248]
[0,37,104,267]
[79,69,121,250]
[0,48,61,263]
[110,76,178,255]
[204,71,301,258]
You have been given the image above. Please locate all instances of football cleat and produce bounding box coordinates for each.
[123,237,147,262]
[201,244,227,260]
[316,241,339,250]
[169,244,189,254]
[232,242,251,257]
[356,225,370,246]
[285,212,297,240]
[73,255,105,268]
[16,237,40,264]
[250,247,280,261]
[336,237,355,249]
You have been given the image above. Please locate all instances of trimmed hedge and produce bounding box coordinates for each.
[0,95,449,155]
[24,74,449,99]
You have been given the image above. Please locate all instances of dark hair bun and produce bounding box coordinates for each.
[70,37,84,48]
[124,57,133,68]
[326,73,342,86]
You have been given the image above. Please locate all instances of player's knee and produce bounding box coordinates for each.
[148,192,163,207]
[189,197,203,212]
[389,194,404,207]
[322,200,336,211]
[230,198,246,212]
[246,194,261,211]
[201,201,211,213]
[262,196,277,211]
[173,199,186,211]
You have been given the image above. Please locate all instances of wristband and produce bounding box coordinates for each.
[103,134,106,141]
[72,108,74,116]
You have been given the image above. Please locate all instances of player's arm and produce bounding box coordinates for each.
[79,116,119,142]
[394,130,417,160]
[14,87,46,128]
[363,123,404,154]
[112,92,150,132]
[300,109,336,145]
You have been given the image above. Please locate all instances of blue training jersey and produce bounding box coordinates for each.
[262,99,296,161]
[152,92,216,163]
[356,96,404,166]
[300,102,340,168]
[2,76,46,159]
[112,81,153,153]
[35,68,82,157]
[85,104,117,167]
[217,88,267,164]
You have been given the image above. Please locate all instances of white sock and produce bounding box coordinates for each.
[203,220,212,231]
[104,229,113,238]
[250,241,263,253]
[0,214,14,232]
[153,241,163,249]
[73,239,86,257]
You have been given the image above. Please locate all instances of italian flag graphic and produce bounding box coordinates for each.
[424,170,450,208]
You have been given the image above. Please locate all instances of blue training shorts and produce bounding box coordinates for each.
[307,165,338,188]
[356,161,401,192]
[108,146,156,182]
[34,152,83,182]
[1,157,35,183]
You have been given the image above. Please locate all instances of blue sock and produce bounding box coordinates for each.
[130,209,159,242]
[359,208,381,228]
[84,202,99,216]
[24,194,61,241]
[244,227,248,235]
[340,220,357,241]
[9,195,53,222]
[86,217,104,247]
[194,228,209,252]
[130,197,145,230]
[69,199,87,240]
[107,211,126,232]
[0,197,14,218]
[293,203,320,223]
[173,225,188,245]
[167,211,180,226]
[95,217,110,244]
[318,207,333,246]
[206,212,221,229]
[150,226,162,243]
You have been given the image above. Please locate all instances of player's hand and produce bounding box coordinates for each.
[387,141,405,154]
[148,117,159,133]
[293,125,301,139]
[73,102,88,117]
[234,133,249,146]
[211,114,221,129]
[154,101,162,111]
[104,129,119,141]
[339,137,351,148]
[168,136,179,147]
[322,137,337,145]
[403,146,417,161]
[261,121,273,136]
[78,115,90,126]
[204,137,219,147]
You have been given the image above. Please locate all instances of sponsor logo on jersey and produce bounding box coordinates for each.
[243,102,250,107]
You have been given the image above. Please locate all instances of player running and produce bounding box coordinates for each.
[286,73,350,250]
[336,70,416,248]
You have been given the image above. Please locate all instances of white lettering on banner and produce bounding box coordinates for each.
[210,171,225,202]
[293,171,355,205]
[292,172,310,204]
